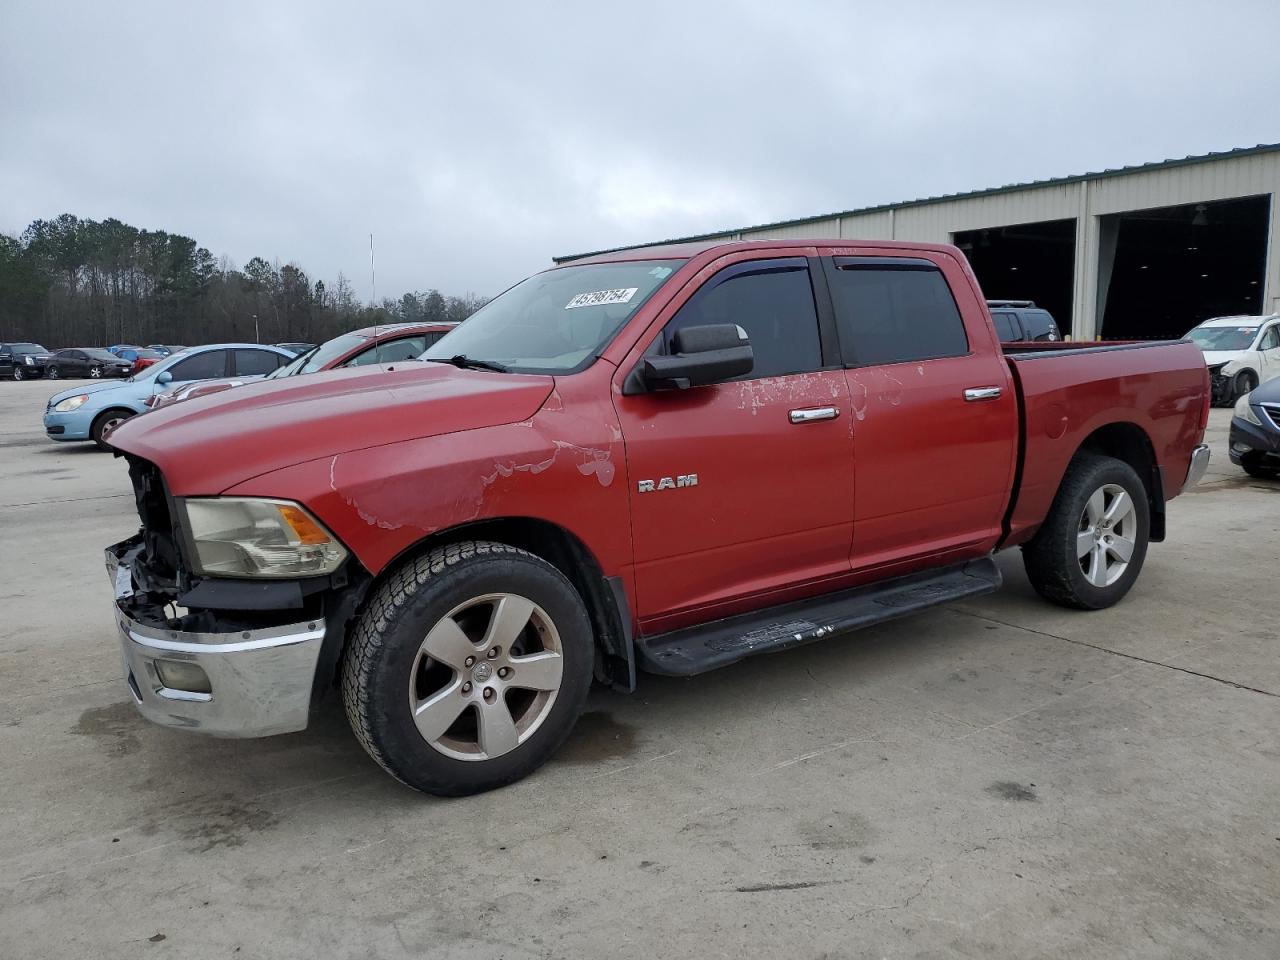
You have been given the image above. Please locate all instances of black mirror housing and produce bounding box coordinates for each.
[637,323,753,391]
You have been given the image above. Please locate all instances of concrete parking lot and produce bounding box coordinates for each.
[0,379,1276,959]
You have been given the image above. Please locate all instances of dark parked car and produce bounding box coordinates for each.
[46,348,134,380]
[1,342,53,380]
[1229,379,1280,479]
[986,300,1061,342]
[276,342,316,355]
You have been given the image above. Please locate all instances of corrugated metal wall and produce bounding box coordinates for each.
[565,150,1280,337]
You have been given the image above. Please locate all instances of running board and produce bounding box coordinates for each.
[635,557,1001,676]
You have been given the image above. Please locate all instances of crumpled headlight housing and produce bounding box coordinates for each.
[178,497,348,578]
[1234,392,1262,426]
[53,394,89,413]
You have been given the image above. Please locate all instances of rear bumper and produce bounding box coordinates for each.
[1182,443,1211,492]
[107,545,326,738]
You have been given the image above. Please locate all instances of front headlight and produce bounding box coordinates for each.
[24,355,35,365]
[178,497,348,578]
[1234,392,1262,425]
[53,394,89,413]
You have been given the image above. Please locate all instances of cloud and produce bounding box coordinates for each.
[2,0,1277,299]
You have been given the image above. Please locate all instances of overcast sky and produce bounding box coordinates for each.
[2,1,1278,300]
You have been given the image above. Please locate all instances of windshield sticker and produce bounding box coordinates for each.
[565,287,638,310]
[1239,327,1258,333]
[649,266,673,279]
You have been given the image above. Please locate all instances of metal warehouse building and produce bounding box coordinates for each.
[557,143,1280,342]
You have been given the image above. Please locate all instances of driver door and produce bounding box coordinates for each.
[613,255,856,633]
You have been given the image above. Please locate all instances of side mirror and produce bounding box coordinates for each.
[156,371,173,385]
[634,324,753,392]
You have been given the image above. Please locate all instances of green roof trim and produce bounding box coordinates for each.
[554,142,1280,263]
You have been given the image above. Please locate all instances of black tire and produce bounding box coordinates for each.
[91,408,134,451]
[12,366,25,381]
[342,541,594,796]
[46,365,60,380]
[1241,454,1280,480]
[1022,453,1150,610]
[1231,369,1258,402]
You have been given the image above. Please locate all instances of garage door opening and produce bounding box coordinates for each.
[953,218,1075,336]
[1097,195,1270,341]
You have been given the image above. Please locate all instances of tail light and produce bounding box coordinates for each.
[1199,371,1211,432]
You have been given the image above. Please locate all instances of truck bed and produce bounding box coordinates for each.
[1000,338,1209,547]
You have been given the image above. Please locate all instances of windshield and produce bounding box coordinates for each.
[12,343,47,354]
[422,260,685,374]
[294,333,369,374]
[1187,325,1259,351]
[134,349,164,359]
[83,348,119,361]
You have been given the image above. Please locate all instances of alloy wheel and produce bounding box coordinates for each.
[90,366,102,378]
[408,592,564,761]
[1077,483,1137,587]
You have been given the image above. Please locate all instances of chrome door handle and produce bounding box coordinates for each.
[789,406,839,424]
[964,387,1002,401]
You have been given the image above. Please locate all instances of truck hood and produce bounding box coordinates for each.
[109,363,555,494]
[1200,350,1244,367]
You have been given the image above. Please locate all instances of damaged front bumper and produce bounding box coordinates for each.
[107,539,326,738]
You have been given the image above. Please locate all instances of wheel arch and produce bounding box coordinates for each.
[1073,421,1165,542]
[324,517,634,700]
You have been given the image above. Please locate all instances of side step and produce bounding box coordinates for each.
[635,557,1001,676]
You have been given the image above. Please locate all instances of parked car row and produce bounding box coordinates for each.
[3,340,312,381]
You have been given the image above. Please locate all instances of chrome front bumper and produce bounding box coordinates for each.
[1182,443,1211,493]
[107,549,325,738]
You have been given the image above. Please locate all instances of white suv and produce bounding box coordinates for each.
[1186,315,1280,404]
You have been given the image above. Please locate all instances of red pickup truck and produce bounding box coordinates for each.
[105,239,1210,796]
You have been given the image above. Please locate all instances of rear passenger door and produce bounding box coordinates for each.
[232,348,287,377]
[820,254,1017,572]
[614,255,856,631]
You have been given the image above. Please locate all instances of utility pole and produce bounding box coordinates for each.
[252,314,259,344]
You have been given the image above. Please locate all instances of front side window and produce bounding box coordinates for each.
[422,260,685,374]
[168,351,227,382]
[1258,326,1280,351]
[657,258,823,380]
[828,260,969,366]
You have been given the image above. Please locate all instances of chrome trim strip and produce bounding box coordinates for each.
[1182,443,1211,493]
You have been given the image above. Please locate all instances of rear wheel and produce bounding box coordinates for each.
[1022,453,1150,610]
[342,541,594,796]
[91,409,134,450]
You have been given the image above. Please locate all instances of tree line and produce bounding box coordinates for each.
[0,213,487,348]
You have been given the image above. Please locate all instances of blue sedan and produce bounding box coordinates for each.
[43,343,295,449]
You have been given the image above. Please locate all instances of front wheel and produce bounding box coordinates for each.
[1241,453,1279,480]
[91,409,133,450]
[1231,370,1258,403]
[46,366,59,380]
[1022,453,1150,610]
[89,365,103,378]
[12,366,25,381]
[342,541,594,796]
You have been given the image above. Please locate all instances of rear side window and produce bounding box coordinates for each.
[827,260,969,365]
[234,349,286,376]
[1022,310,1058,340]
[660,258,823,380]
[991,312,1021,342]
[169,351,227,382]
